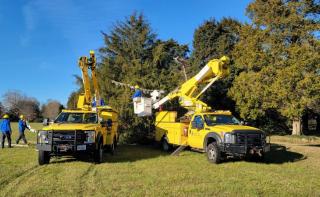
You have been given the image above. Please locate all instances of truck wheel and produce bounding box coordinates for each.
[161,138,170,152]
[207,142,221,164]
[94,142,103,164]
[255,152,265,162]
[38,150,50,165]
[110,139,116,155]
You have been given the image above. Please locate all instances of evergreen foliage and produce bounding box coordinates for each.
[191,18,241,111]
[229,0,320,134]
[98,13,188,143]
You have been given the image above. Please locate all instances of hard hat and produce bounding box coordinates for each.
[20,115,24,119]
[135,85,140,89]
[3,114,9,119]
[90,50,95,54]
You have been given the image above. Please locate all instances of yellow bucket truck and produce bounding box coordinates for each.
[36,51,118,165]
[135,56,270,163]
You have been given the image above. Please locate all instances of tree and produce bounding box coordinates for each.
[191,18,241,111]
[67,91,79,109]
[42,100,64,120]
[229,0,320,135]
[97,13,188,143]
[2,90,40,121]
[66,75,85,109]
[0,102,4,116]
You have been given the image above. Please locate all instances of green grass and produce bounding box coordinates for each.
[271,135,320,144]
[1,133,320,196]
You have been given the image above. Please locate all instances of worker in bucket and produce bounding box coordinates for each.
[1,114,12,148]
[132,85,142,99]
[16,115,30,145]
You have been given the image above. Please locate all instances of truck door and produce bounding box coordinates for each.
[188,115,204,149]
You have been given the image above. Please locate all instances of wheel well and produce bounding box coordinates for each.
[205,137,217,152]
[207,137,216,146]
[161,135,168,142]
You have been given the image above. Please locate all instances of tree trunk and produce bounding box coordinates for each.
[302,111,309,134]
[292,119,302,135]
[316,115,320,133]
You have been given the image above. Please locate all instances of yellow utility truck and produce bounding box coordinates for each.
[135,56,270,163]
[36,51,118,165]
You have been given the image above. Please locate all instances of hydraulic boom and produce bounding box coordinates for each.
[153,56,230,113]
[77,50,101,110]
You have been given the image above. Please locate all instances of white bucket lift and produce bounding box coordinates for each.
[133,97,152,117]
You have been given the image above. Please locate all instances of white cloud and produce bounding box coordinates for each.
[22,3,36,31]
[20,1,38,46]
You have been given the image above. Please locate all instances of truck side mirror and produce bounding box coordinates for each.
[106,119,113,127]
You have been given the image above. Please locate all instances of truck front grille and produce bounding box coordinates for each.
[51,130,86,145]
[233,130,263,146]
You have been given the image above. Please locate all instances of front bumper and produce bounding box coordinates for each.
[36,130,96,155]
[221,130,270,156]
[223,143,270,155]
[36,143,96,154]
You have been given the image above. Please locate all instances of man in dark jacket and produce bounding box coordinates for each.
[16,115,30,144]
[1,114,12,148]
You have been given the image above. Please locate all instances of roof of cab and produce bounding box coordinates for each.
[202,110,233,115]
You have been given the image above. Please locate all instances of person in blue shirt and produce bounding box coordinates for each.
[1,114,12,148]
[132,85,142,99]
[16,115,30,144]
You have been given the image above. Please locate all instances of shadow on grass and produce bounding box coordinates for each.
[49,144,168,164]
[263,144,307,164]
[104,144,168,163]
[301,144,320,147]
[47,143,307,165]
[221,143,306,164]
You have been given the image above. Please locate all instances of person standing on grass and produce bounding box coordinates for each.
[16,115,30,145]
[1,114,12,148]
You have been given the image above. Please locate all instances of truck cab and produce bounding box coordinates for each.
[36,107,118,165]
[155,110,270,163]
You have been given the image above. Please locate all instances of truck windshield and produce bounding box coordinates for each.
[204,114,240,126]
[54,112,98,124]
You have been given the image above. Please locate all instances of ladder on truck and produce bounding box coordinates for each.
[171,141,188,156]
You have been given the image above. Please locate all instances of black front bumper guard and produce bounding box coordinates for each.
[36,130,96,154]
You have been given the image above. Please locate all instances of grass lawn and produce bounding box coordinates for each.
[0,125,320,196]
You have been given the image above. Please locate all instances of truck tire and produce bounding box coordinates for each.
[109,138,116,155]
[38,150,50,165]
[94,142,103,164]
[161,138,170,152]
[206,142,221,164]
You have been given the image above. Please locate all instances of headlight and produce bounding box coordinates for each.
[38,131,49,144]
[224,133,235,144]
[84,131,95,144]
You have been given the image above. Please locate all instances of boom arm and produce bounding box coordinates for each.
[88,51,101,106]
[153,56,230,112]
[77,51,101,110]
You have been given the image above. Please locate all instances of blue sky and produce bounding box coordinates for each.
[0,0,251,106]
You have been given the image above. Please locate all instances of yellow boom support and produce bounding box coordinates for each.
[77,51,101,110]
[153,56,230,113]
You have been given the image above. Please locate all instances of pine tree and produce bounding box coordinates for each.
[191,18,241,111]
[97,13,188,143]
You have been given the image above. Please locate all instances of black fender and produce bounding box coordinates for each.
[203,132,223,152]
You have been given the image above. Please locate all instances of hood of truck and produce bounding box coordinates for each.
[42,123,98,131]
[208,124,261,132]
